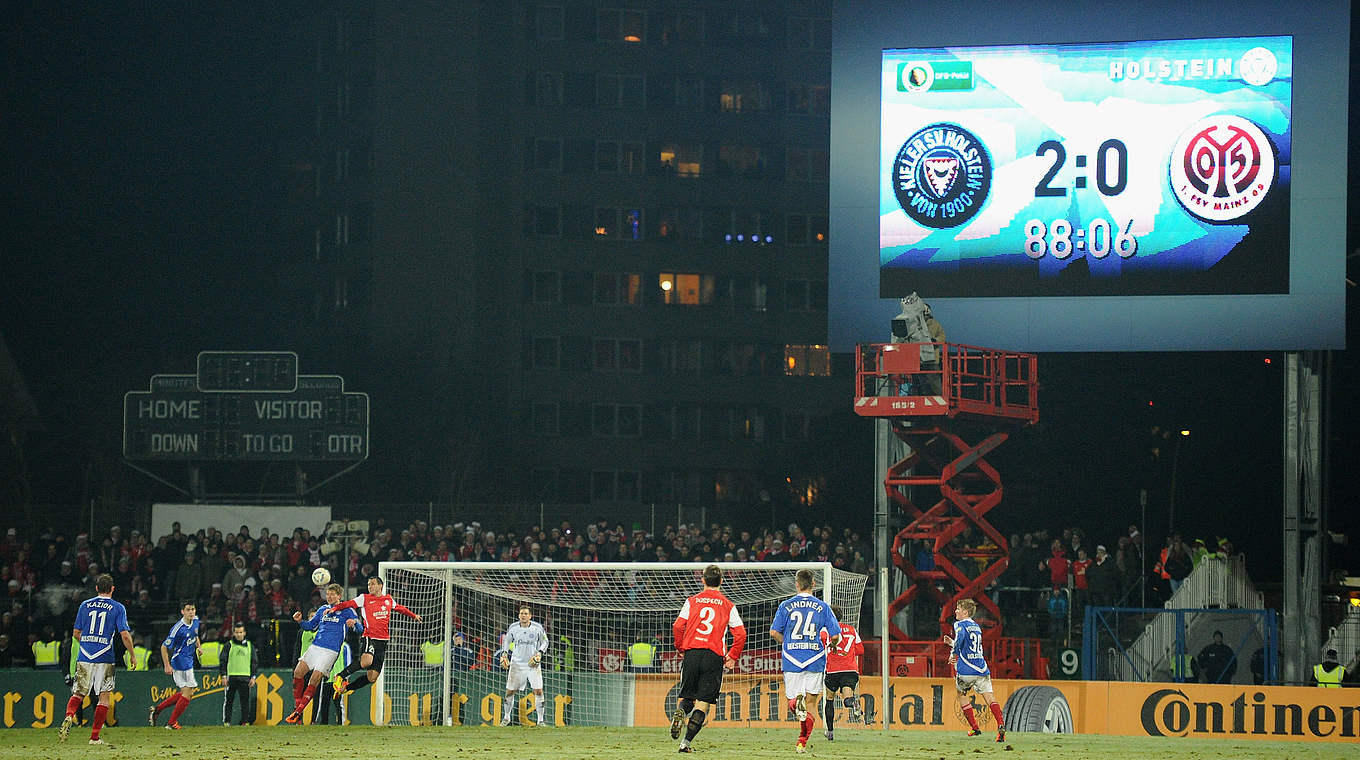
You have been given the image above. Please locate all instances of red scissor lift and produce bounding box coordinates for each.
[855,341,1042,678]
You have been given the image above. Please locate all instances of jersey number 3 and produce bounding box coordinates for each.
[694,606,717,637]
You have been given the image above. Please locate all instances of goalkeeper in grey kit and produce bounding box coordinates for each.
[495,605,550,726]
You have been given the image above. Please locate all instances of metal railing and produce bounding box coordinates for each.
[1120,554,1263,680]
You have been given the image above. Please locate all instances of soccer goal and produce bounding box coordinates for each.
[374,561,868,728]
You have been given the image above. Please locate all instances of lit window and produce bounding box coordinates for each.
[658,272,715,305]
[714,471,758,503]
[595,208,644,240]
[784,345,831,376]
[598,8,646,43]
[659,143,703,176]
[720,79,770,112]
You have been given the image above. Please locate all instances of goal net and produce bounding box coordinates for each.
[374,561,868,728]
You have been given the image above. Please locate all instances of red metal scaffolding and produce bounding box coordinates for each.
[855,342,1038,650]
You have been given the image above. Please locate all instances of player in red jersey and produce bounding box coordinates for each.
[329,576,421,697]
[821,606,864,740]
[670,564,747,753]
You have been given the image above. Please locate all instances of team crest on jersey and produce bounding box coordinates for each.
[893,122,991,229]
[1169,114,1275,223]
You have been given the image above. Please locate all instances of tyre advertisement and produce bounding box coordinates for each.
[632,676,1360,743]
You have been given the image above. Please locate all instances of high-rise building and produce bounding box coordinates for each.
[282,2,843,515]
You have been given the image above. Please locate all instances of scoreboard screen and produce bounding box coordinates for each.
[879,36,1292,297]
[123,374,368,462]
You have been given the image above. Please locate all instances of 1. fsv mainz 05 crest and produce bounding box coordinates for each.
[1169,114,1275,223]
[893,123,992,229]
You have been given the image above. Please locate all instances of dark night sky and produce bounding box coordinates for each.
[2,7,1357,583]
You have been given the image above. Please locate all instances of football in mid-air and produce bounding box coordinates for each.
[312,567,331,586]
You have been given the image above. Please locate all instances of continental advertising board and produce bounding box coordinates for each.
[5,670,1359,742]
[632,676,1360,744]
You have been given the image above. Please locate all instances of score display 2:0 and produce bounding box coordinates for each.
[1024,218,1139,259]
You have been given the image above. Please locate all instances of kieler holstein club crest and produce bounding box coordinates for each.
[893,122,992,229]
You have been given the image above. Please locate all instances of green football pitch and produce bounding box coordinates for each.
[12,725,1355,759]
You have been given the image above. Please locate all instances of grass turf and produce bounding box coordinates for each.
[19,725,1355,759]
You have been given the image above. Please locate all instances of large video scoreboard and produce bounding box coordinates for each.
[879,36,1292,298]
[829,0,1347,352]
[123,352,368,462]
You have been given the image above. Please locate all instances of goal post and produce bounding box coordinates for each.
[374,561,868,728]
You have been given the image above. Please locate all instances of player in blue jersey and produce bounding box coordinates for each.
[150,601,201,730]
[945,598,1005,742]
[61,573,136,745]
[286,583,364,724]
[770,569,840,754]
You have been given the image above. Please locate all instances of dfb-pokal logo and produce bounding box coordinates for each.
[1169,114,1275,223]
[893,123,991,229]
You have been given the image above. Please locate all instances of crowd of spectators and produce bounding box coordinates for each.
[0,515,874,668]
[1,510,1241,667]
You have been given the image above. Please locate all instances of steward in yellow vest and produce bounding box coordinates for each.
[1315,649,1345,687]
[423,640,444,667]
[554,634,574,672]
[1170,651,1196,682]
[199,638,223,667]
[123,640,152,671]
[220,623,258,725]
[32,637,59,669]
[628,639,658,672]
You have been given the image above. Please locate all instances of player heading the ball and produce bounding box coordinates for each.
[495,605,550,726]
[945,598,1005,742]
[61,573,135,746]
[150,601,201,730]
[287,583,364,724]
[771,569,840,754]
[330,576,421,698]
[670,564,747,753]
